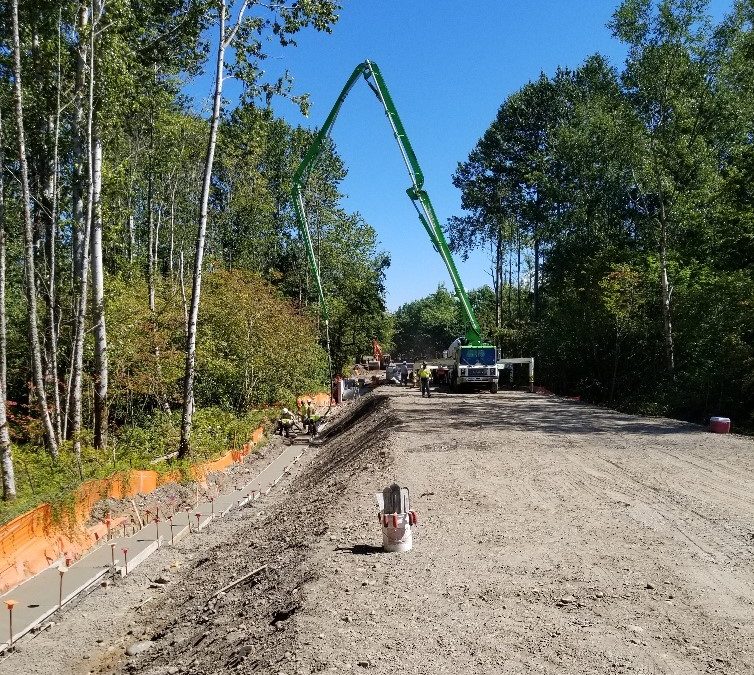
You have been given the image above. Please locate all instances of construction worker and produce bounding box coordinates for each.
[276,407,294,437]
[419,362,432,398]
[303,398,313,428]
[400,361,408,386]
[307,404,322,437]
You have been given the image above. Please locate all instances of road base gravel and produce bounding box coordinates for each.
[2,387,752,675]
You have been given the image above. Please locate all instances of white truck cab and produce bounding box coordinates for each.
[446,339,499,393]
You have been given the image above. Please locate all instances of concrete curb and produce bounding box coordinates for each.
[0,443,310,653]
[115,539,161,577]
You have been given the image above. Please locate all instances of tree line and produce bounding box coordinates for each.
[396,0,753,428]
[0,0,393,506]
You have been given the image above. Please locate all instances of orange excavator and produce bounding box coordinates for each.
[373,339,391,370]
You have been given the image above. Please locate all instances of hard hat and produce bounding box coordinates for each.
[282,407,290,414]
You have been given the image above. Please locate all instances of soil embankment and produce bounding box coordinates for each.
[102,393,394,675]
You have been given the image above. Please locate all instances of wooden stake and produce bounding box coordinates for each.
[58,568,65,610]
[5,600,16,648]
[130,499,144,529]
[208,565,268,601]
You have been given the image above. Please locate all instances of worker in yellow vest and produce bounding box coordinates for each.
[306,400,322,437]
[418,362,432,398]
[276,407,294,437]
[303,399,314,429]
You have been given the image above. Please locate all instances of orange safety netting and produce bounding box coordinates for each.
[0,420,274,594]
[0,390,330,594]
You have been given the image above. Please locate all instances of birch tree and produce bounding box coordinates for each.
[88,0,107,452]
[91,124,108,450]
[610,0,717,375]
[65,1,90,455]
[178,0,338,458]
[178,0,234,459]
[45,6,64,447]
[11,0,59,458]
[0,108,15,500]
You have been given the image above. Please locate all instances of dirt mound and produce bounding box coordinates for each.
[118,392,396,675]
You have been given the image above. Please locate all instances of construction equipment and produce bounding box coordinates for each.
[444,338,499,393]
[373,338,391,369]
[291,60,499,393]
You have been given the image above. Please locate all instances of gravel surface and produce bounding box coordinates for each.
[288,388,754,674]
[0,434,303,675]
[2,387,752,674]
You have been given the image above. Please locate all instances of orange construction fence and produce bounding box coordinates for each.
[0,421,271,594]
[296,392,334,409]
[0,389,332,594]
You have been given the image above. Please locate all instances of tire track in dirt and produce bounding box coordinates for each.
[548,428,754,657]
[570,449,751,563]
[85,388,754,675]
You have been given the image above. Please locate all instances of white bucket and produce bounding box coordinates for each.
[382,512,413,552]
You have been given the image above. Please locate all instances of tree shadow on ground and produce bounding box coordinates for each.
[393,392,699,437]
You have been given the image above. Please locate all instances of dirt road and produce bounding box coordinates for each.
[284,388,754,675]
[4,387,753,675]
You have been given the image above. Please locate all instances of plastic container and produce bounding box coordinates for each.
[709,417,731,434]
[382,512,412,552]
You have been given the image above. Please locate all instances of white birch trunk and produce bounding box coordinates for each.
[178,0,229,458]
[91,128,108,450]
[70,3,96,467]
[659,214,675,373]
[72,2,89,281]
[46,14,64,446]
[0,109,16,500]
[64,0,89,442]
[0,111,7,396]
[11,0,59,458]
[151,203,170,414]
[147,177,155,311]
[179,249,188,336]
[169,184,177,280]
[128,214,136,264]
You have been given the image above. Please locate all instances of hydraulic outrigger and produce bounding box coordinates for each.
[292,60,501,392]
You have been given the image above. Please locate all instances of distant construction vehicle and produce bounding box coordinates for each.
[291,60,529,394]
[443,338,499,393]
[372,338,391,370]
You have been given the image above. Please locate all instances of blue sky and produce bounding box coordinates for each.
[187,0,734,310]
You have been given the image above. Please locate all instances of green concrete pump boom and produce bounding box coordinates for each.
[291,60,482,346]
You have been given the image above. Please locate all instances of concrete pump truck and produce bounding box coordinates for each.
[291,60,500,394]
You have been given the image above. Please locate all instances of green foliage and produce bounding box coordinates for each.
[114,406,269,464]
[0,0,364,496]
[446,0,754,429]
[211,103,392,375]
[0,403,272,525]
[393,285,461,358]
[105,269,328,417]
[196,270,328,408]
[319,214,391,371]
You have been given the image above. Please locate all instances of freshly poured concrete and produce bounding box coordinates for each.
[0,444,306,651]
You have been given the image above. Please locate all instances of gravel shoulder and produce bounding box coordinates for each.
[3,387,752,675]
